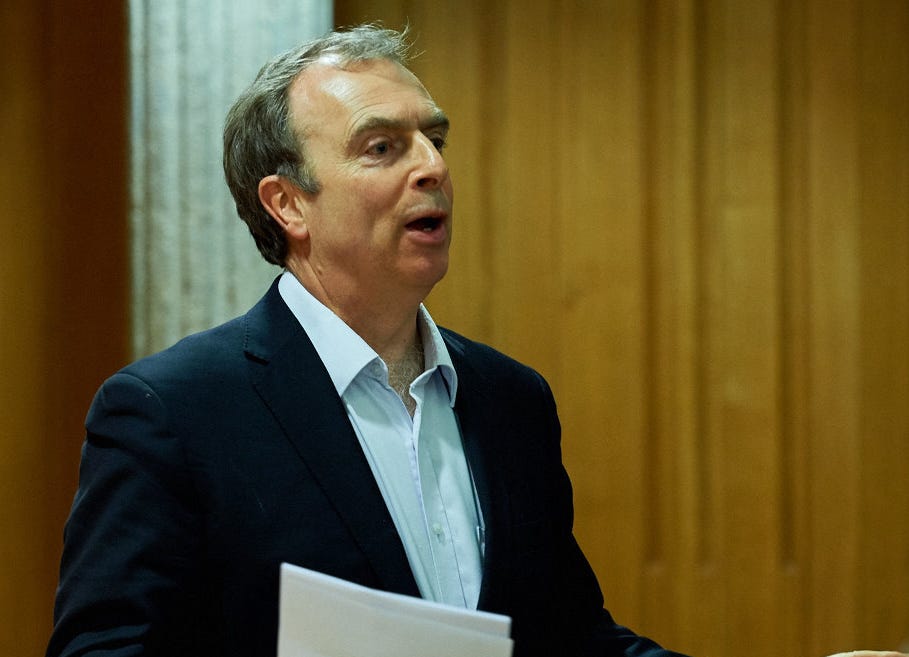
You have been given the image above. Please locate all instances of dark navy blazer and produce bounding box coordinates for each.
[48,278,686,657]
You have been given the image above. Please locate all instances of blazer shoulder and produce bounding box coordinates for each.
[122,315,247,384]
[117,277,292,388]
[440,326,550,393]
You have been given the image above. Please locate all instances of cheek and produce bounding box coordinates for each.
[312,172,406,245]
[328,174,387,214]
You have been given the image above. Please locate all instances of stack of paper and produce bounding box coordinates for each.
[278,562,513,657]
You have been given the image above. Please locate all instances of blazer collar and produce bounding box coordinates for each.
[443,330,511,612]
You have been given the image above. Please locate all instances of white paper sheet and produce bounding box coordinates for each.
[277,562,514,657]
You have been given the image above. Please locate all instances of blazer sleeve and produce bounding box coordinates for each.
[47,371,204,657]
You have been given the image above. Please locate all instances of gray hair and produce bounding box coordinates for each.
[223,24,413,266]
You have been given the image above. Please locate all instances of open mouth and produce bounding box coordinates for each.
[406,216,443,232]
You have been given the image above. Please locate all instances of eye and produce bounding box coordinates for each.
[430,136,447,152]
[366,140,392,156]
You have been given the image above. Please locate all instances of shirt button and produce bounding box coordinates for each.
[431,522,444,538]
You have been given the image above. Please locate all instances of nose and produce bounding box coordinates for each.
[411,132,449,190]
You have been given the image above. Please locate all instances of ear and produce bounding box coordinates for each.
[258,175,309,240]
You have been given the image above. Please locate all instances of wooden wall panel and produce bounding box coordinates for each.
[556,0,651,627]
[854,0,909,647]
[0,1,128,655]
[337,1,909,656]
[805,0,864,650]
[1,4,55,652]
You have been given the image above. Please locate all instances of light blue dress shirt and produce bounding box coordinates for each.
[278,272,484,608]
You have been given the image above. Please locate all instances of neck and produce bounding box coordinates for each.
[286,261,428,362]
[387,328,425,416]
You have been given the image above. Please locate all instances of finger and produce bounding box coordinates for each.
[829,650,909,657]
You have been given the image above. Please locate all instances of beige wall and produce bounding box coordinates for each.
[0,1,128,654]
[2,1,907,656]
[335,2,909,657]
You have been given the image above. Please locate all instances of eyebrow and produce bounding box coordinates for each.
[348,108,450,144]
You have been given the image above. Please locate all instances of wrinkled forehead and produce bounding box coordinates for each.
[287,57,440,133]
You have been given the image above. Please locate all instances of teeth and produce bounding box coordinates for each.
[412,217,437,231]
[407,216,441,232]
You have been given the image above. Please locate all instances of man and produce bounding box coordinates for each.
[44,24,900,657]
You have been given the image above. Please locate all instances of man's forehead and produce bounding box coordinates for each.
[292,57,429,102]
[290,58,446,133]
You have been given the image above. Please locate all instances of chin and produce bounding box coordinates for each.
[407,260,449,294]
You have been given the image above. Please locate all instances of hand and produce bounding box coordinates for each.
[827,652,908,657]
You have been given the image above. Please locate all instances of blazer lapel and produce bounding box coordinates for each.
[443,331,512,612]
[242,280,420,597]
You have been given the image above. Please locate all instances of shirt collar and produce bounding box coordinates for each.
[277,271,458,406]
[417,304,458,405]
